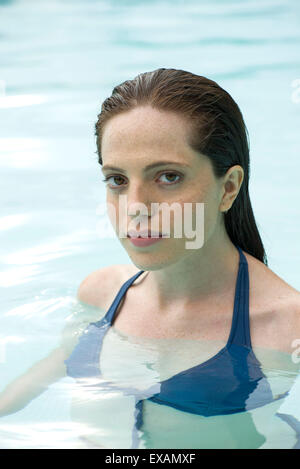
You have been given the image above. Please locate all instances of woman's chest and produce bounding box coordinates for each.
[99,327,225,384]
[99,327,299,396]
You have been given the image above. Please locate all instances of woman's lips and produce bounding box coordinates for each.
[126,230,169,246]
[128,236,164,247]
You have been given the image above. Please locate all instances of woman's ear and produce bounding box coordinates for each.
[219,165,244,213]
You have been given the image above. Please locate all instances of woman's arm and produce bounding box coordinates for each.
[0,345,66,417]
[0,268,109,418]
[0,302,105,418]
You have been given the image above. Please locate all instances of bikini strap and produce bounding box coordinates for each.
[96,269,146,326]
[227,245,252,349]
[95,246,251,348]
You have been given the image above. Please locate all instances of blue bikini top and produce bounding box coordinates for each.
[64,245,288,448]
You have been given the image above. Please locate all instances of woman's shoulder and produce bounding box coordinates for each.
[58,264,143,355]
[244,250,300,352]
[76,263,141,311]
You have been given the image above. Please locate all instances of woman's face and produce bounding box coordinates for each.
[100,105,226,271]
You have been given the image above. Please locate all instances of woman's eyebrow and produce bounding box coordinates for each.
[101,161,191,173]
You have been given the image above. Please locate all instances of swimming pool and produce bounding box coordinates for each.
[0,0,300,449]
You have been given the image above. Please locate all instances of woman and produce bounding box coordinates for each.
[1,68,300,449]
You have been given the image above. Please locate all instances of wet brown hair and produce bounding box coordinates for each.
[95,67,267,265]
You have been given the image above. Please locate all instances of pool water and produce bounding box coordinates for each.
[65,310,300,449]
[0,0,300,449]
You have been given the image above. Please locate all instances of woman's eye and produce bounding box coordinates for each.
[157,172,181,184]
[101,175,125,188]
[101,172,182,189]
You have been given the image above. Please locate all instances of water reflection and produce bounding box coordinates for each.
[0,0,299,449]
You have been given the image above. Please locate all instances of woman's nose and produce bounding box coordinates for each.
[126,183,153,216]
